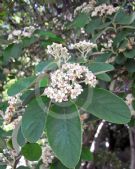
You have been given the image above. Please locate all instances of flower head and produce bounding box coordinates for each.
[71,40,97,58]
[42,139,54,168]
[74,0,96,16]
[91,4,118,17]
[44,63,97,102]
[47,43,71,65]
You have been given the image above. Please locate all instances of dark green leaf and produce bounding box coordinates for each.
[17,166,30,169]
[35,60,57,74]
[72,13,89,29]
[22,97,49,143]
[0,138,6,152]
[95,52,112,62]
[88,62,114,75]
[21,36,37,48]
[76,87,131,124]
[115,10,135,25]
[21,143,42,161]
[115,54,127,65]
[113,31,129,47]
[0,164,7,169]
[17,126,26,147]
[81,147,93,161]
[85,18,102,34]
[128,117,135,127]
[7,76,36,96]
[124,49,135,58]
[46,103,82,168]
[3,43,23,63]
[50,160,69,169]
[96,73,111,82]
[34,30,63,42]
[126,59,135,73]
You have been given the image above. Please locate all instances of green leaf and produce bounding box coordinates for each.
[96,73,111,82]
[39,77,49,88]
[7,76,36,96]
[22,97,49,143]
[17,166,30,169]
[86,19,111,34]
[72,13,89,29]
[34,30,63,42]
[95,52,112,62]
[17,126,26,147]
[88,62,114,75]
[21,36,37,48]
[0,164,7,169]
[85,18,102,34]
[46,103,82,168]
[128,117,135,127]
[115,10,135,25]
[22,88,45,106]
[50,160,69,169]
[113,31,129,47]
[0,138,6,152]
[124,49,135,58]
[12,121,23,154]
[81,147,93,161]
[35,60,57,74]
[126,59,135,73]
[76,87,131,124]
[3,43,23,63]
[115,54,127,65]
[21,143,42,161]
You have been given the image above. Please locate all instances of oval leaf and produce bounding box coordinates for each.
[21,143,42,161]
[77,87,131,124]
[35,60,57,74]
[22,97,49,143]
[46,103,82,168]
[88,62,114,75]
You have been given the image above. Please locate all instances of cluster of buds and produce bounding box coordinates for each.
[71,40,97,58]
[74,0,96,16]
[41,140,54,168]
[44,63,97,103]
[91,4,118,17]
[8,26,36,42]
[125,94,135,116]
[4,94,22,124]
[47,43,71,66]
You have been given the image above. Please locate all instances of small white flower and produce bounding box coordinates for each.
[4,93,22,124]
[47,43,71,65]
[91,4,118,17]
[126,94,134,105]
[72,40,97,58]
[74,0,96,16]
[125,94,135,116]
[42,142,54,168]
[44,63,97,102]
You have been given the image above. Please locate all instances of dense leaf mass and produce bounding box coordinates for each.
[0,0,135,169]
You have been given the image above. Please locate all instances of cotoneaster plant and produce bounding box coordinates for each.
[5,40,131,169]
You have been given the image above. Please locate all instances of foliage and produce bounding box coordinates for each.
[0,0,135,168]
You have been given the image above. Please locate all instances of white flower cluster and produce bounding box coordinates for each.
[47,43,71,65]
[74,0,96,16]
[8,26,36,42]
[91,4,118,17]
[125,94,135,116]
[72,40,97,57]
[44,63,97,102]
[42,144,54,168]
[4,94,22,124]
